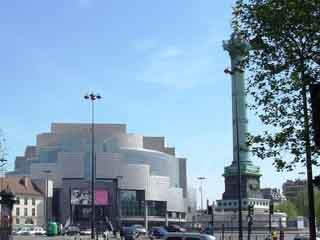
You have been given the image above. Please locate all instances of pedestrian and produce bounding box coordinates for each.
[120,226,124,240]
[272,231,277,240]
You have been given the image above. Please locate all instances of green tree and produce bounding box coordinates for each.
[275,200,298,218]
[291,189,320,222]
[292,190,309,217]
[234,1,320,236]
[233,0,320,170]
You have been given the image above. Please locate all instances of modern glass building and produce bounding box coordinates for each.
[8,123,188,228]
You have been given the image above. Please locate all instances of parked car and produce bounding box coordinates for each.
[122,227,138,240]
[149,226,168,239]
[16,227,32,235]
[30,226,46,235]
[201,227,214,235]
[163,232,216,240]
[131,224,147,236]
[165,225,186,233]
[80,228,91,235]
[63,226,80,236]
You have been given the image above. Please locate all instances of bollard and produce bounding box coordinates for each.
[222,224,225,240]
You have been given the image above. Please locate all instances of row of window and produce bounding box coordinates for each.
[16,208,36,217]
[15,217,35,225]
[218,200,269,207]
[168,212,186,219]
[16,197,36,206]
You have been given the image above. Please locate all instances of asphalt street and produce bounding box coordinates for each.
[11,232,305,240]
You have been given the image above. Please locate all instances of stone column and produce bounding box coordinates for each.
[165,212,169,227]
[144,201,148,231]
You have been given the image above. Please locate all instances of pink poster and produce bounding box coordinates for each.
[95,190,108,205]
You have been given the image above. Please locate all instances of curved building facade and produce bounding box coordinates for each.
[9,123,188,228]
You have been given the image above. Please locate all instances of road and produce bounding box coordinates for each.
[11,231,307,240]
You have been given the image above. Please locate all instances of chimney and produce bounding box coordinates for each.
[21,176,29,188]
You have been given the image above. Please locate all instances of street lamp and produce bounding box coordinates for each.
[84,92,102,240]
[116,176,123,231]
[0,158,7,190]
[197,177,206,211]
[42,170,51,229]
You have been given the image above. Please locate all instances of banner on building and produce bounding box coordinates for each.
[71,189,109,205]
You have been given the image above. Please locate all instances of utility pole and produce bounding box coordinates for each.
[84,93,102,240]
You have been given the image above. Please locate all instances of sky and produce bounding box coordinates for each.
[0,0,311,207]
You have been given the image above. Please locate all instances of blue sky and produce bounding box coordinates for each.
[0,0,308,205]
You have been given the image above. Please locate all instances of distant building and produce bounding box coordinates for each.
[261,188,285,202]
[0,176,45,226]
[186,187,197,222]
[282,179,307,201]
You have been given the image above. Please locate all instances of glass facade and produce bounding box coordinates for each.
[148,201,166,217]
[120,190,145,217]
[120,190,166,217]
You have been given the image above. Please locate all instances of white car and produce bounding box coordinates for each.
[131,224,147,235]
[80,228,91,235]
[163,232,216,240]
[16,227,32,235]
[29,227,46,235]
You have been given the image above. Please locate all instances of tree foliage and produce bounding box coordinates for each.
[292,189,309,217]
[234,0,320,170]
[275,200,298,218]
[290,189,320,222]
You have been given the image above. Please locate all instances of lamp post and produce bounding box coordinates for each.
[84,93,102,240]
[0,158,7,191]
[116,176,123,231]
[197,177,206,211]
[42,170,51,230]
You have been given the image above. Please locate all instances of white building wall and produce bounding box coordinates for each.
[148,176,170,201]
[30,163,62,187]
[118,164,150,193]
[96,153,122,179]
[57,152,85,179]
[120,148,180,188]
[167,188,185,212]
[12,195,44,226]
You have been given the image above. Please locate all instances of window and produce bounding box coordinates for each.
[16,218,20,224]
[24,208,28,216]
[32,198,35,205]
[32,208,35,217]
[16,197,20,205]
[24,198,28,205]
[16,208,20,216]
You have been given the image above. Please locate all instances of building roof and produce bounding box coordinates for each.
[0,176,42,197]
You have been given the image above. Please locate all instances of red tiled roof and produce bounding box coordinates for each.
[0,176,42,196]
